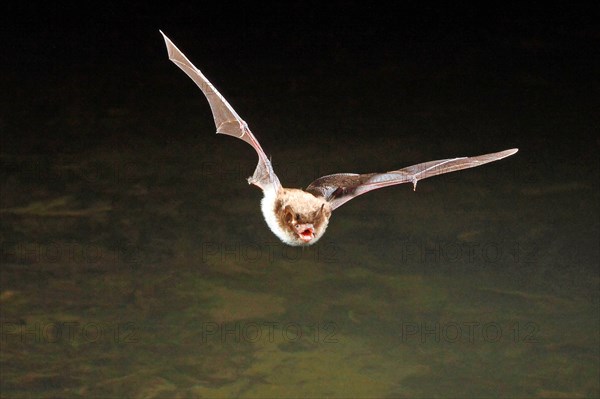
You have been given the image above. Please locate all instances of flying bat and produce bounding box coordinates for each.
[160,31,518,246]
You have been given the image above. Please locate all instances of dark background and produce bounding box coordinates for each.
[3,2,598,155]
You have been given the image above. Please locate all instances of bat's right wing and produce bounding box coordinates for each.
[306,148,518,210]
[160,31,281,192]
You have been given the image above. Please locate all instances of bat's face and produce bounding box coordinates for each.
[261,188,332,246]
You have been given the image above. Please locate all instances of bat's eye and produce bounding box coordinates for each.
[296,213,301,221]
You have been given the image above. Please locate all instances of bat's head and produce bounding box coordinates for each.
[280,202,331,245]
[261,188,332,246]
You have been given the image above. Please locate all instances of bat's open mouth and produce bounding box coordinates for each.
[296,224,315,242]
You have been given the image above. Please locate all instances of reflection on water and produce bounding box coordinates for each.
[1,134,597,398]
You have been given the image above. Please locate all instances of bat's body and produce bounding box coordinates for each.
[160,32,518,246]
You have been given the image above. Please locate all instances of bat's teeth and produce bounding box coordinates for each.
[297,226,315,242]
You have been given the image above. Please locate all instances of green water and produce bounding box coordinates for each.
[1,132,597,398]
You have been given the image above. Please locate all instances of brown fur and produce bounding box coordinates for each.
[274,188,332,238]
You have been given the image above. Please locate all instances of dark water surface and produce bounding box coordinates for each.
[2,5,599,398]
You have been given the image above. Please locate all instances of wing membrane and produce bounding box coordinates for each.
[160,31,280,191]
[306,148,518,210]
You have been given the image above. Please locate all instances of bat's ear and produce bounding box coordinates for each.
[283,205,294,224]
[318,203,331,218]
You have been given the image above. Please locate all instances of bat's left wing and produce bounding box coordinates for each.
[306,148,518,210]
[160,31,281,192]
